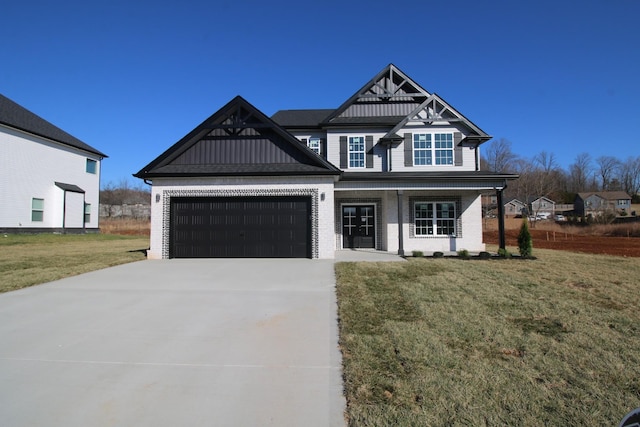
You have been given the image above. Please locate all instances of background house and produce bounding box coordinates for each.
[529,196,555,219]
[575,191,632,218]
[135,65,517,259]
[504,199,525,217]
[0,94,107,232]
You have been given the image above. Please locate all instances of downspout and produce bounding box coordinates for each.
[61,190,67,233]
[397,190,404,256]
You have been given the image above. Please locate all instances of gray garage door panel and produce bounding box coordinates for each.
[170,197,311,258]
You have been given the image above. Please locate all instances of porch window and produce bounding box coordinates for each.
[414,201,456,236]
[307,138,321,155]
[31,198,44,222]
[348,136,365,168]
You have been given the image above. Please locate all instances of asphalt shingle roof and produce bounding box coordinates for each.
[0,94,107,158]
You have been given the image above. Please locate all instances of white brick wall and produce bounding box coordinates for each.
[148,176,336,259]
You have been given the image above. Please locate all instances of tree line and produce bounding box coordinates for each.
[481,138,640,203]
[100,178,151,206]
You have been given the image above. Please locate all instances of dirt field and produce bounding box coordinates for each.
[483,218,640,257]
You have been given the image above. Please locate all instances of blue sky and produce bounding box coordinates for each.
[2,0,639,186]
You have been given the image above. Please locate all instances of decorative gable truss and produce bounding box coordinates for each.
[135,96,339,178]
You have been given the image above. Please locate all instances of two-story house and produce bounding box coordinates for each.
[575,191,632,218]
[0,94,107,233]
[135,64,517,259]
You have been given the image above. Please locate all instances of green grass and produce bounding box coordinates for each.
[0,233,149,293]
[336,249,640,426]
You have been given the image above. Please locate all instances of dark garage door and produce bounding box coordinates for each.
[170,196,311,258]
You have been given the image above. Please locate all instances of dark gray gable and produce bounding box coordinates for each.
[271,109,334,128]
[0,94,107,158]
[321,64,431,126]
[134,96,340,178]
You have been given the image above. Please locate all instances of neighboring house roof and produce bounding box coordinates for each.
[134,96,341,179]
[0,93,107,158]
[505,199,525,206]
[577,191,631,201]
[528,196,555,204]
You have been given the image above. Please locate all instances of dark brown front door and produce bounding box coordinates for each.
[342,205,375,249]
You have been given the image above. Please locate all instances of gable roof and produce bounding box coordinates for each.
[0,94,107,158]
[321,64,430,126]
[134,96,340,179]
[577,191,631,201]
[271,109,334,129]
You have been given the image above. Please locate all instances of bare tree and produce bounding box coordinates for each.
[482,138,518,173]
[596,156,621,191]
[619,156,640,199]
[568,153,593,193]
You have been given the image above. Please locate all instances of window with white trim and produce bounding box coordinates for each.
[349,136,365,168]
[414,201,456,236]
[32,198,44,222]
[84,203,91,224]
[307,137,320,155]
[413,133,453,165]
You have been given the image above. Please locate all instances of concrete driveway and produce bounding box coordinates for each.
[0,259,345,427]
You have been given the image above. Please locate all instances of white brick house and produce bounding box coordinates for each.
[135,64,517,259]
[0,94,107,232]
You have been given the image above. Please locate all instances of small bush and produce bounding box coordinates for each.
[457,249,470,259]
[478,251,492,260]
[498,248,511,258]
[433,251,444,258]
[517,219,533,258]
[412,250,424,258]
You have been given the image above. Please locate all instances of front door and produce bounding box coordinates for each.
[342,205,375,249]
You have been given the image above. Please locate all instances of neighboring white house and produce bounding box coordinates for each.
[504,199,526,217]
[135,64,518,259]
[529,196,555,219]
[0,94,107,232]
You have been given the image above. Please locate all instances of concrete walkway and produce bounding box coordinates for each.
[0,259,345,427]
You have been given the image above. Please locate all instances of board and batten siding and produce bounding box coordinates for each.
[0,125,102,229]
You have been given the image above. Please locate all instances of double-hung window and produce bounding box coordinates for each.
[414,201,456,236]
[413,133,454,165]
[307,137,321,155]
[348,136,365,168]
[32,198,44,222]
[84,203,91,224]
[413,134,432,165]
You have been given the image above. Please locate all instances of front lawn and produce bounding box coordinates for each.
[336,250,640,426]
[0,233,149,293]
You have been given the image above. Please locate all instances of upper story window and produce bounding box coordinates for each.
[86,159,97,174]
[349,136,365,168]
[307,138,321,155]
[413,133,454,166]
[32,198,44,222]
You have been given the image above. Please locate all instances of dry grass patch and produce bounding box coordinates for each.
[0,233,149,292]
[336,250,640,426]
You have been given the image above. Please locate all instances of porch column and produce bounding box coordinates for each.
[397,190,404,256]
[497,187,506,251]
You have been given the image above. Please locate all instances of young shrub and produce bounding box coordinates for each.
[478,251,492,260]
[498,248,511,258]
[457,249,470,259]
[517,218,533,258]
[433,251,444,258]
[412,250,424,258]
